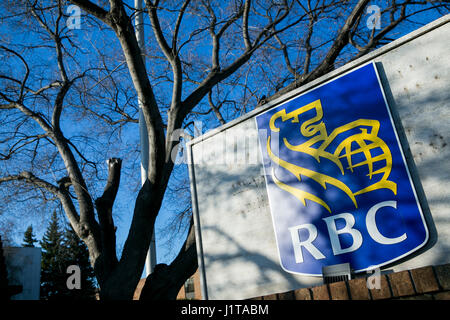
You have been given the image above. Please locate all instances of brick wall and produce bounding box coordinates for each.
[251,263,450,300]
[176,270,202,300]
[134,270,202,300]
[133,263,450,300]
[133,278,146,300]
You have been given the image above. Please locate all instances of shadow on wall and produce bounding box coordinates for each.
[193,161,320,299]
[191,25,450,298]
[377,59,449,267]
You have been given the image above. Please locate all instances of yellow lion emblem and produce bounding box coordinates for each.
[267,99,397,213]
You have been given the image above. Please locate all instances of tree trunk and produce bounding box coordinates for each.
[139,221,198,300]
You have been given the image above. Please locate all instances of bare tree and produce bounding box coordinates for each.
[0,0,448,300]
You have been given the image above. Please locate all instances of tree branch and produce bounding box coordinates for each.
[0,134,47,161]
[8,102,53,134]
[139,219,197,300]
[208,90,226,125]
[0,46,30,103]
[95,158,122,275]
[351,0,411,59]
[172,0,191,54]
[146,0,175,62]
[51,81,73,131]
[0,172,58,193]
[307,0,371,79]
[107,1,166,187]
[0,172,80,230]
[243,0,252,49]
[68,0,109,22]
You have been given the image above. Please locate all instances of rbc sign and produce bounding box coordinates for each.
[256,63,429,275]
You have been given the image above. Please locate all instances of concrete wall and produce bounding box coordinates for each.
[3,247,41,300]
[188,15,450,300]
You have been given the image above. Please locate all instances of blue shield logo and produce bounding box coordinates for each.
[256,62,429,275]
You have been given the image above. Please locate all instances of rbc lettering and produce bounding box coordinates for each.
[288,201,407,264]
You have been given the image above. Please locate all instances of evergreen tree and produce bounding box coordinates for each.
[22,225,37,247]
[62,226,96,300]
[0,236,9,300]
[40,211,67,300]
[40,211,97,300]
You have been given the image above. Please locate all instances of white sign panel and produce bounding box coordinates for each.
[187,16,450,300]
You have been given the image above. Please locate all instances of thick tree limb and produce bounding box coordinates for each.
[139,220,197,300]
[172,0,191,54]
[95,158,122,277]
[8,102,53,134]
[145,0,176,63]
[97,158,122,208]
[0,172,59,194]
[66,0,166,298]
[68,0,109,22]
[306,0,371,80]
[98,178,160,299]
[108,2,166,187]
[146,0,184,131]
[0,172,80,231]
[243,0,252,49]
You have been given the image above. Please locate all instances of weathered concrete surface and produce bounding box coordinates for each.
[375,20,450,273]
[188,15,450,300]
